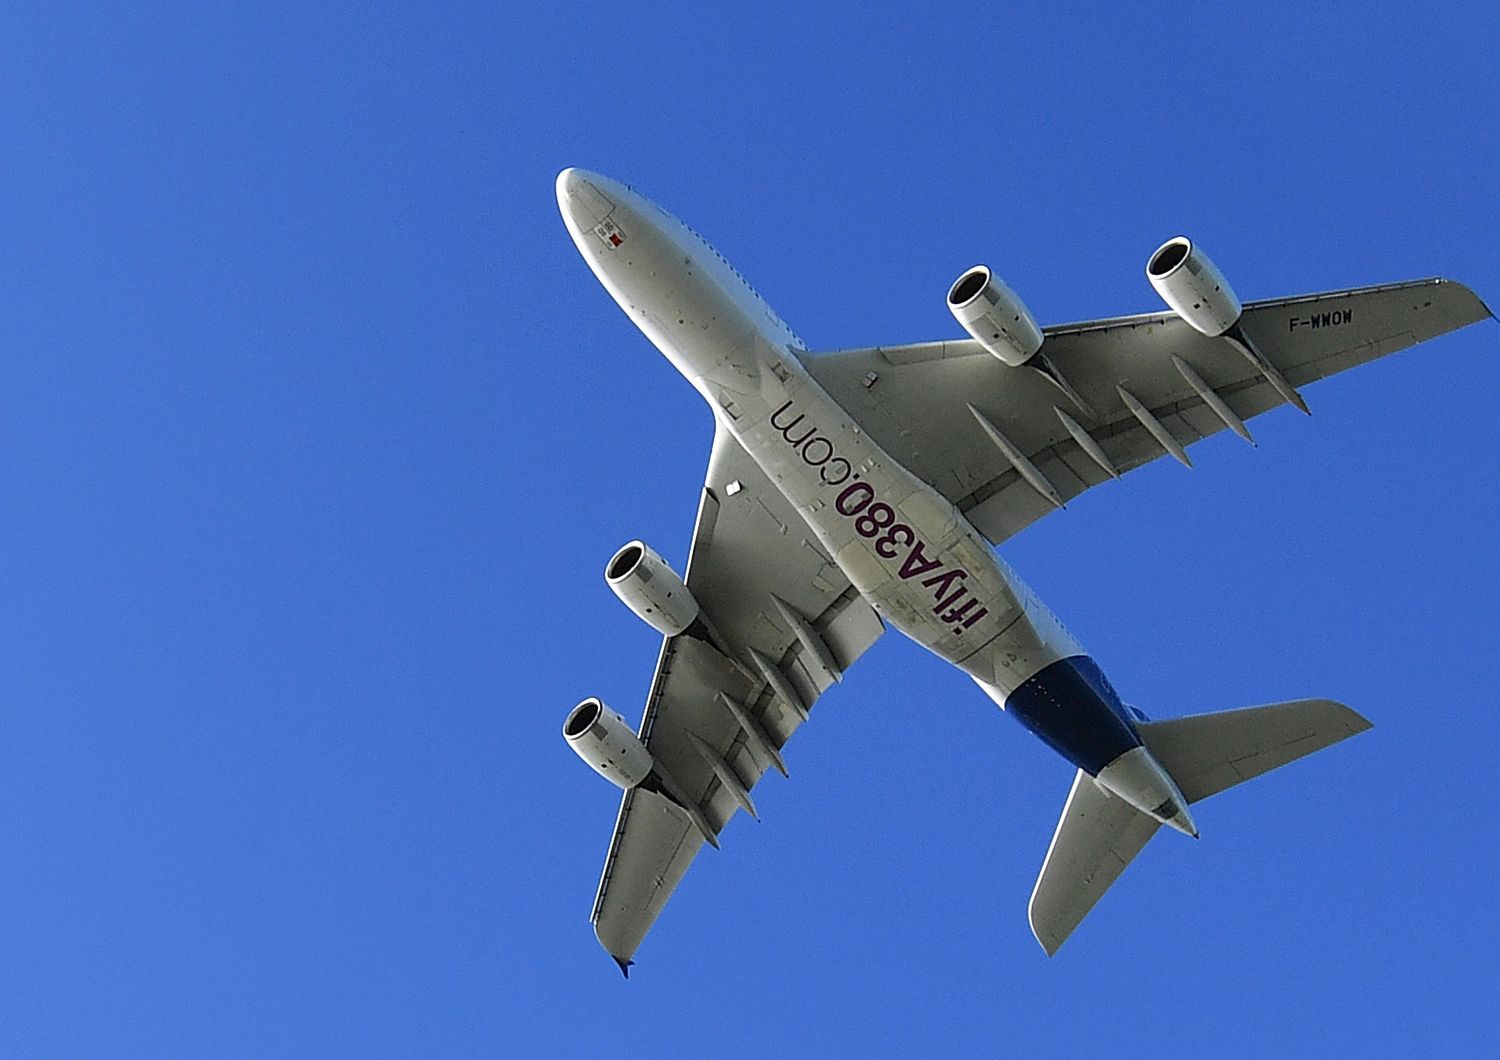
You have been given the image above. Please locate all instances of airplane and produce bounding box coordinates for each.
[555,166,1491,975]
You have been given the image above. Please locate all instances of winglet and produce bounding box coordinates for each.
[613,955,634,979]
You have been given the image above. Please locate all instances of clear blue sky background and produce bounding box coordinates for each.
[2,2,1496,1056]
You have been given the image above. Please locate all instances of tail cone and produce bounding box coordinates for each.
[1094,746,1195,833]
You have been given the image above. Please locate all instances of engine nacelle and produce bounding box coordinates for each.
[947,265,1044,367]
[1146,237,1243,337]
[563,697,654,789]
[605,540,699,636]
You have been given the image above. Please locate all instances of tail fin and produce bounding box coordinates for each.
[1028,698,1371,955]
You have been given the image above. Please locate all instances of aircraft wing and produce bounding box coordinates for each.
[591,426,884,970]
[801,279,1491,546]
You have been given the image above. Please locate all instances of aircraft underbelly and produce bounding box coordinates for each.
[707,336,1082,696]
[598,204,1087,699]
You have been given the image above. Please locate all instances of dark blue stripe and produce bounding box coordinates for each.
[1003,655,1141,775]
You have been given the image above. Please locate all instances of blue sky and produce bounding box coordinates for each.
[2,2,1497,1055]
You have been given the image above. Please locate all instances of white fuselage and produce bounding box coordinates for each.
[556,168,1078,701]
[556,167,1195,834]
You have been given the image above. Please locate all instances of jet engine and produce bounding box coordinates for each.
[563,697,654,790]
[1145,237,1242,336]
[947,265,1044,367]
[605,540,700,636]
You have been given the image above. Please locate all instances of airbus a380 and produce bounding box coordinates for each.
[555,166,1490,974]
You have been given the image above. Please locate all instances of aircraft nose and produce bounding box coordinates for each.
[555,166,582,204]
[555,167,616,228]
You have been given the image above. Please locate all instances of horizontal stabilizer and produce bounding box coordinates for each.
[1028,771,1159,956]
[1029,698,1371,955]
[1136,698,1371,804]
